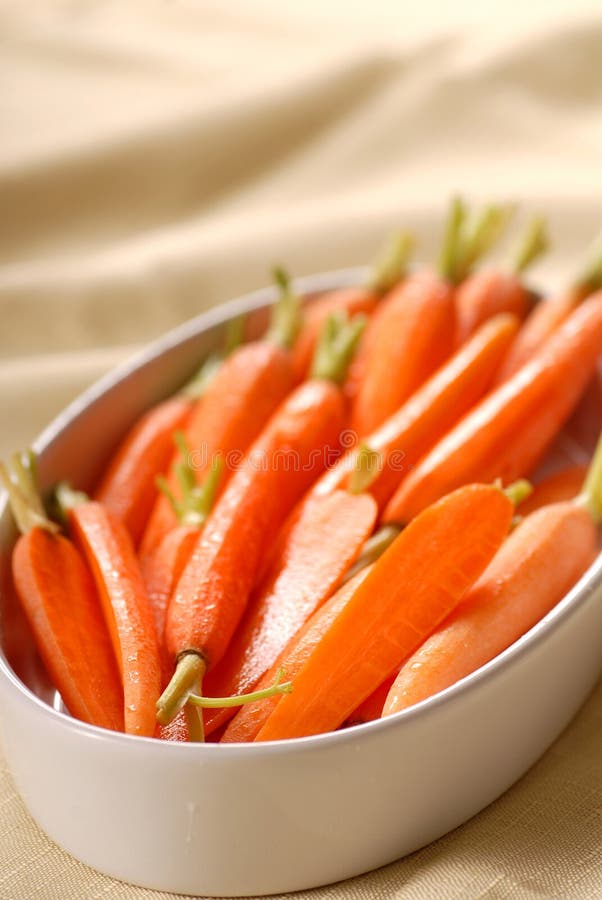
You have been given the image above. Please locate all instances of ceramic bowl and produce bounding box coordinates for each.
[1,270,601,897]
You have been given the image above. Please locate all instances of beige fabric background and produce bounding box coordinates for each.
[1,2,602,897]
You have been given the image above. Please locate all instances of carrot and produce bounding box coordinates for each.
[94,317,243,546]
[383,291,602,525]
[139,286,300,558]
[345,674,396,726]
[454,217,548,345]
[382,436,602,718]
[349,200,510,437]
[239,482,513,742]
[313,312,519,509]
[291,232,413,383]
[202,489,377,736]
[1,455,123,732]
[156,313,365,737]
[55,484,161,737]
[494,236,602,383]
[519,464,587,516]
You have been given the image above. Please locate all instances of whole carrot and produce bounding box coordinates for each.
[139,283,301,557]
[156,314,365,736]
[56,484,161,737]
[454,217,548,345]
[1,455,124,732]
[384,291,602,525]
[494,236,602,383]
[202,489,377,736]
[383,437,602,717]
[291,232,413,383]
[236,483,513,742]
[313,313,519,509]
[350,200,510,437]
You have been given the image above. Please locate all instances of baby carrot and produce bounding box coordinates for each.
[313,313,519,509]
[519,464,587,516]
[345,673,396,726]
[384,291,602,524]
[454,217,548,344]
[494,236,602,383]
[56,485,161,737]
[1,455,123,732]
[350,200,509,437]
[139,288,300,557]
[156,314,365,735]
[383,438,602,717]
[291,232,413,382]
[202,489,377,736]
[249,483,512,741]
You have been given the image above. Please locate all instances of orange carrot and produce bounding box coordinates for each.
[519,465,587,516]
[345,673,396,726]
[384,291,602,524]
[202,490,377,736]
[454,217,547,345]
[291,233,413,383]
[156,314,364,735]
[241,482,512,742]
[56,485,161,737]
[382,438,602,717]
[2,456,123,732]
[313,313,519,509]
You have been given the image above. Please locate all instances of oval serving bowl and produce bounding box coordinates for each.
[0,270,601,898]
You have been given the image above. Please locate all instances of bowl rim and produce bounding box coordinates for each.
[1,266,601,758]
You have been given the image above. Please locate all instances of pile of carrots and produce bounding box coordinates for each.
[3,199,602,744]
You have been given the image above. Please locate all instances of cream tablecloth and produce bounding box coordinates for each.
[1,2,602,897]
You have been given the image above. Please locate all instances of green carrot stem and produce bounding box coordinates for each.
[187,668,293,709]
[348,444,382,494]
[184,701,206,742]
[156,651,207,726]
[157,435,223,528]
[264,266,302,350]
[310,312,367,385]
[511,216,550,275]
[53,481,89,523]
[0,458,59,535]
[503,479,533,507]
[580,431,602,524]
[438,196,467,284]
[343,524,402,583]
[457,204,514,282]
[368,231,414,294]
[574,231,602,293]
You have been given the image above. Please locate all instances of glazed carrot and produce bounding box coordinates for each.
[494,238,602,383]
[1,456,123,732]
[244,483,512,742]
[519,464,587,516]
[382,437,602,717]
[313,313,519,509]
[454,217,547,345]
[139,288,300,558]
[56,485,161,737]
[384,291,602,525]
[221,568,373,743]
[156,314,365,735]
[202,489,377,736]
[291,232,413,383]
[350,200,509,436]
[345,673,396,726]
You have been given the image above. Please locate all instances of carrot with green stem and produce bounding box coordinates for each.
[139,279,301,558]
[156,313,366,737]
[382,435,602,718]
[223,481,512,742]
[1,453,124,732]
[350,199,510,437]
[54,482,161,737]
[291,232,414,383]
[455,216,548,345]
[313,312,520,509]
[384,290,602,525]
[94,317,243,546]
[494,232,602,383]
[201,483,377,736]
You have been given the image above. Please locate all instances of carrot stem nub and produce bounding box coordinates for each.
[349,443,381,494]
[439,198,513,284]
[343,524,402,583]
[511,216,549,275]
[187,668,293,709]
[157,435,223,527]
[575,231,602,292]
[265,267,302,350]
[156,651,207,726]
[310,312,367,385]
[0,455,59,535]
[368,231,414,294]
[503,479,533,507]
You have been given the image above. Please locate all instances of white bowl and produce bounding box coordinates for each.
[1,270,601,897]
